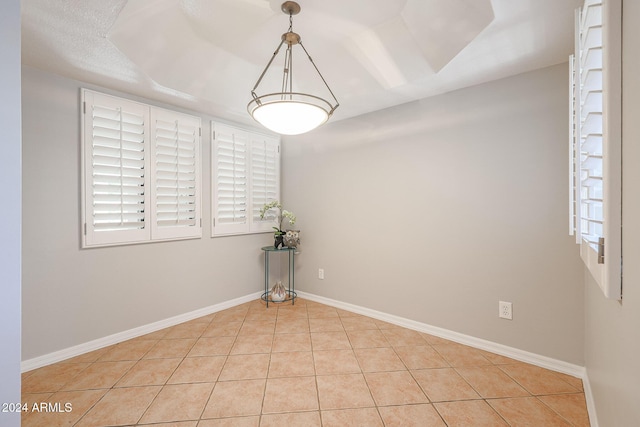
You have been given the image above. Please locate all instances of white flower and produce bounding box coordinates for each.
[260,201,296,230]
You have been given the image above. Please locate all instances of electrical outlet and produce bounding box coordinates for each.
[318,268,325,280]
[499,301,513,320]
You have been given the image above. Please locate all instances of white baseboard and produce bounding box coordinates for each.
[21,292,262,372]
[297,291,586,378]
[582,372,599,427]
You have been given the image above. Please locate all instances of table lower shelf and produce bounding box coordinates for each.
[261,289,297,304]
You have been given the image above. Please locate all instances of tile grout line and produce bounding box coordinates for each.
[140,307,227,425]
[192,313,220,425]
[260,304,278,423]
[72,334,168,426]
[134,312,208,426]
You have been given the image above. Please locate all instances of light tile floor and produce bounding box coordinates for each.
[21,298,590,426]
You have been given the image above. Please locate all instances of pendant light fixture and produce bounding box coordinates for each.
[248,1,339,135]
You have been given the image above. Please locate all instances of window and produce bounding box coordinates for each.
[211,122,280,236]
[81,89,202,247]
[569,0,622,299]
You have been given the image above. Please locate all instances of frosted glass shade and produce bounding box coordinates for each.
[248,93,333,135]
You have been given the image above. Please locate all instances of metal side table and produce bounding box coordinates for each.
[261,246,296,307]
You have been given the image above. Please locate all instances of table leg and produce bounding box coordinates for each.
[290,250,295,305]
[265,250,269,308]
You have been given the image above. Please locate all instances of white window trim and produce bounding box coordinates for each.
[570,0,622,299]
[81,89,202,248]
[211,122,280,237]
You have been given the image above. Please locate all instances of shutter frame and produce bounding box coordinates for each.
[571,0,622,299]
[82,89,151,247]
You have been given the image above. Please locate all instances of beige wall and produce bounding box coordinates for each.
[21,67,271,361]
[584,1,640,425]
[1,0,22,424]
[282,63,586,364]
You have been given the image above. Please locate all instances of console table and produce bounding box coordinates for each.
[261,246,297,307]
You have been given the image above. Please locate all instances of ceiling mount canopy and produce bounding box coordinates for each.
[248,1,339,136]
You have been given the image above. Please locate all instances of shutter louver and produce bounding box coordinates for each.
[215,126,248,228]
[250,135,280,232]
[569,55,578,238]
[92,106,146,231]
[577,1,604,249]
[151,109,201,240]
[212,123,252,235]
[574,1,604,249]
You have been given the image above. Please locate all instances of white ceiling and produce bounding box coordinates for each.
[21,0,581,127]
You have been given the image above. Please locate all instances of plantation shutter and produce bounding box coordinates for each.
[250,134,280,233]
[212,123,249,235]
[211,122,280,236]
[570,0,621,299]
[82,90,150,246]
[150,108,202,240]
[573,1,603,248]
[569,55,578,237]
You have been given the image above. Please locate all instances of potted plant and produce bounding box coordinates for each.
[259,201,297,249]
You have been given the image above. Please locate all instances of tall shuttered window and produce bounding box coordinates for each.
[150,109,201,240]
[82,89,202,247]
[569,0,622,299]
[250,134,280,230]
[212,122,280,236]
[212,123,248,235]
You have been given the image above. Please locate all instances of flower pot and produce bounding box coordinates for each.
[283,230,300,248]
